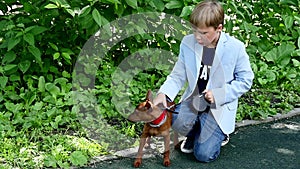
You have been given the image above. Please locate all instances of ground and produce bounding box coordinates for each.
[83,109,300,169]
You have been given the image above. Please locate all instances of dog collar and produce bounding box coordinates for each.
[149,110,167,128]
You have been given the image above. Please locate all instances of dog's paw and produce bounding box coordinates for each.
[133,158,142,168]
[163,151,170,167]
[163,159,171,167]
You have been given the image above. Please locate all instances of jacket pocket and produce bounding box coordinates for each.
[226,101,238,110]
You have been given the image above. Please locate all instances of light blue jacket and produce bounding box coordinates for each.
[158,32,254,134]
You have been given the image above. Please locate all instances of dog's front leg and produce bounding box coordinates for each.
[134,136,148,168]
[173,132,180,149]
[163,133,171,167]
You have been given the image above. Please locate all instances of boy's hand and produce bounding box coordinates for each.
[203,89,215,103]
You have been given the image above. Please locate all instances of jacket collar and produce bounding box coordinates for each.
[210,32,227,78]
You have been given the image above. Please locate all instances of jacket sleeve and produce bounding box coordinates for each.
[212,43,254,107]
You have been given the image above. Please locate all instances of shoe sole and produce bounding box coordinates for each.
[180,138,194,153]
[221,135,229,146]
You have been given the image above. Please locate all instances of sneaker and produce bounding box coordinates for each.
[221,134,229,146]
[180,137,194,153]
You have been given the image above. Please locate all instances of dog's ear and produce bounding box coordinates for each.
[146,89,153,102]
[156,102,165,110]
[145,100,152,109]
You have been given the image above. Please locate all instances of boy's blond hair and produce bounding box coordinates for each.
[190,0,224,29]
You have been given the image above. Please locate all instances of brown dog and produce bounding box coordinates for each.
[128,90,179,168]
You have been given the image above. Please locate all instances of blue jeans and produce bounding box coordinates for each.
[172,104,225,162]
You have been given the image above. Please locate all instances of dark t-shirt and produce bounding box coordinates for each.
[197,46,215,93]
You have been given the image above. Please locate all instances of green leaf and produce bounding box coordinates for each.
[279,57,290,68]
[284,16,294,29]
[66,8,75,17]
[45,83,60,97]
[52,0,70,8]
[28,46,42,64]
[7,37,21,51]
[292,59,300,67]
[149,0,164,11]
[55,115,62,124]
[2,51,16,64]
[92,9,105,26]
[49,42,59,51]
[24,26,35,33]
[165,0,183,9]
[78,5,91,17]
[26,91,36,106]
[53,52,60,60]
[92,9,102,27]
[0,76,8,88]
[43,95,55,104]
[62,52,71,65]
[29,26,48,35]
[4,102,16,112]
[44,155,57,168]
[23,2,33,13]
[280,0,298,6]
[264,43,295,63]
[298,37,300,48]
[23,33,35,46]
[44,3,58,9]
[9,74,20,81]
[180,6,194,18]
[104,0,120,3]
[62,52,71,60]
[5,102,23,113]
[264,49,276,61]
[70,151,88,166]
[6,91,20,100]
[125,0,137,9]
[16,23,24,28]
[62,71,70,78]
[291,49,300,56]
[278,43,295,58]
[18,60,31,73]
[38,76,45,92]
[4,64,17,72]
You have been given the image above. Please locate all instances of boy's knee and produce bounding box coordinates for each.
[172,119,194,136]
[194,151,211,163]
[193,147,220,163]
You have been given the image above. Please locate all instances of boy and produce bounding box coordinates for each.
[154,0,254,162]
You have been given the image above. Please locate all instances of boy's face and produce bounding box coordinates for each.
[193,24,222,48]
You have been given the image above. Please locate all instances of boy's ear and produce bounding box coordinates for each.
[146,89,153,102]
[216,24,223,32]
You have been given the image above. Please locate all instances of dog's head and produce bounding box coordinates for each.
[128,90,164,123]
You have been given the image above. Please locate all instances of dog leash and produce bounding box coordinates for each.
[164,103,180,114]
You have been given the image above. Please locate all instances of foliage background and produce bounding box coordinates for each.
[0,0,299,168]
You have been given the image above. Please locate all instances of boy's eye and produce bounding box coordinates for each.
[193,30,207,35]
